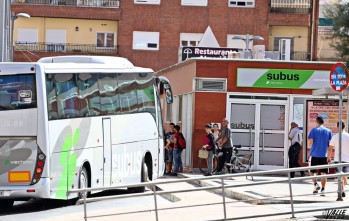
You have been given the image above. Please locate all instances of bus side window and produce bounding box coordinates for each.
[46,74,58,120]
[55,74,80,119]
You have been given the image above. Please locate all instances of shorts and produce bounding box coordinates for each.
[310,156,328,174]
[335,162,349,173]
[166,148,173,163]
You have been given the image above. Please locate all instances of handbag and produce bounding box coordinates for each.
[198,149,209,159]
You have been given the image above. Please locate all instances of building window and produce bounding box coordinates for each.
[17,29,38,45]
[228,0,255,7]
[180,33,203,47]
[178,95,183,123]
[133,31,160,51]
[134,0,160,5]
[181,0,208,6]
[97,32,115,48]
[46,29,67,52]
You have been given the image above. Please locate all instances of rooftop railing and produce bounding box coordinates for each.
[15,42,117,54]
[13,0,119,8]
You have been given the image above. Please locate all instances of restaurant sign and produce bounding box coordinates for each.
[181,47,238,61]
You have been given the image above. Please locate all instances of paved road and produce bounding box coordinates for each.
[1,173,348,221]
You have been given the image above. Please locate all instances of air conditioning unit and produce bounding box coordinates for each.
[264,51,280,60]
[252,45,265,59]
[194,78,227,92]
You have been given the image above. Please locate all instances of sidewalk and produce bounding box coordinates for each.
[181,172,347,204]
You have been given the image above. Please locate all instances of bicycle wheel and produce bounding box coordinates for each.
[234,156,251,173]
[198,157,208,174]
[212,155,218,173]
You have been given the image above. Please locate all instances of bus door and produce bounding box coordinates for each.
[102,118,112,186]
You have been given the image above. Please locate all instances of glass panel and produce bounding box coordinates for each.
[231,132,255,147]
[98,73,120,115]
[55,74,79,119]
[106,33,114,47]
[259,133,284,148]
[260,105,285,130]
[137,77,155,118]
[46,74,58,119]
[97,33,105,47]
[0,74,37,111]
[230,103,255,129]
[77,73,100,117]
[118,73,138,113]
[259,151,283,166]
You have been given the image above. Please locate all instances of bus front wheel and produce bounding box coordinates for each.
[78,167,89,199]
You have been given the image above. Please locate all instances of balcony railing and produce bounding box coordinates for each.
[15,42,117,54]
[269,0,311,13]
[291,51,310,61]
[13,0,120,8]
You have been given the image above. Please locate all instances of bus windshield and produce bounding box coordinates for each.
[0,74,37,111]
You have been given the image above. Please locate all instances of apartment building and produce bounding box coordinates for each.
[12,0,318,71]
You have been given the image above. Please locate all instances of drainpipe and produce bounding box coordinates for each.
[310,0,317,61]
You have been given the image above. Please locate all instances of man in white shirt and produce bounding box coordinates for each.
[329,121,349,198]
[288,120,305,178]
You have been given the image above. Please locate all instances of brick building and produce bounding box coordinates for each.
[11,0,319,71]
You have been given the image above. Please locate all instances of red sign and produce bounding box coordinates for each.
[329,62,349,92]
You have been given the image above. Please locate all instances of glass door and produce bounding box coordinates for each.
[229,98,289,171]
[230,103,256,168]
[257,104,287,170]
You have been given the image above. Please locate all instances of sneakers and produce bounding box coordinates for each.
[165,171,171,175]
[342,192,346,197]
[213,171,224,175]
[313,183,321,194]
[320,188,325,196]
[170,173,177,176]
[204,173,212,176]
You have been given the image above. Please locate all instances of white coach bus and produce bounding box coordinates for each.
[0,56,173,208]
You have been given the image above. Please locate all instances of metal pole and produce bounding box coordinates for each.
[10,14,14,62]
[84,190,87,221]
[221,177,227,220]
[153,185,159,221]
[288,173,295,218]
[337,92,343,201]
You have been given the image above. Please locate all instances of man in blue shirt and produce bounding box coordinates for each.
[308,116,332,196]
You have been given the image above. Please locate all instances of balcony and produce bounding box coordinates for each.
[270,0,311,13]
[13,0,120,7]
[15,42,118,54]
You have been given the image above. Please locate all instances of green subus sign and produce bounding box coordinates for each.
[237,68,330,89]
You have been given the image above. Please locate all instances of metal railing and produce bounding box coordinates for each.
[14,42,117,54]
[68,163,349,221]
[12,0,120,8]
[291,51,310,61]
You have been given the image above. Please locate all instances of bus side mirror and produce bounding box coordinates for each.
[164,83,173,104]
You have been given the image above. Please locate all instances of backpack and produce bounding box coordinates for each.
[178,133,186,149]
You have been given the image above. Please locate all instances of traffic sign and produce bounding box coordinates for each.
[329,62,349,92]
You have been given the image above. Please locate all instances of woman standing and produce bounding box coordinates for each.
[202,124,215,176]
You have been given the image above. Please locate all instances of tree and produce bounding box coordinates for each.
[323,2,349,64]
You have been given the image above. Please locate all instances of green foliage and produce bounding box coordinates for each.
[323,3,349,65]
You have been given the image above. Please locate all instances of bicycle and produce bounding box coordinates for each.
[198,151,222,174]
[225,145,252,174]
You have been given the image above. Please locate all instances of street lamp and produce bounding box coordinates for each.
[10,12,30,61]
[232,33,264,50]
